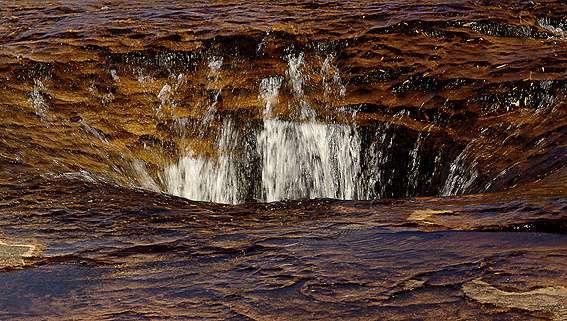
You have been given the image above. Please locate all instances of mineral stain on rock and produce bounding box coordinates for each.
[408,209,454,225]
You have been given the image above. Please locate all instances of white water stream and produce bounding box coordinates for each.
[161,53,475,204]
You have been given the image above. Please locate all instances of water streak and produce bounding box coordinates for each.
[203,56,224,124]
[163,119,244,203]
[441,143,479,196]
[29,80,49,120]
[257,119,361,202]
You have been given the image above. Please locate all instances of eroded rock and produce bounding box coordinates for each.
[463,278,567,321]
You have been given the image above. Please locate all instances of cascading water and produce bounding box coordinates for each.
[441,142,479,196]
[257,119,361,202]
[155,47,501,204]
[162,118,245,204]
[3,2,566,318]
[257,55,362,202]
[163,53,366,204]
[16,48,487,205]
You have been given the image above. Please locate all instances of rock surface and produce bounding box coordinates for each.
[0,1,566,319]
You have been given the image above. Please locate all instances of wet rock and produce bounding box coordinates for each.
[463,278,567,321]
[0,241,38,270]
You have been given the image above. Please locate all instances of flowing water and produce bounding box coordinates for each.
[164,62,364,203]
[0,1,566,320]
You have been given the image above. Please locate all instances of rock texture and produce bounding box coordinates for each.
[0,1,566,319]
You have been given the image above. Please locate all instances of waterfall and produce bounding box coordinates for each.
[257,119,361,202]
[20,52,480,204]
[162,118,245,204]
[162,54,363,204]
[160,53,477,204]
[257,72,360,202]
